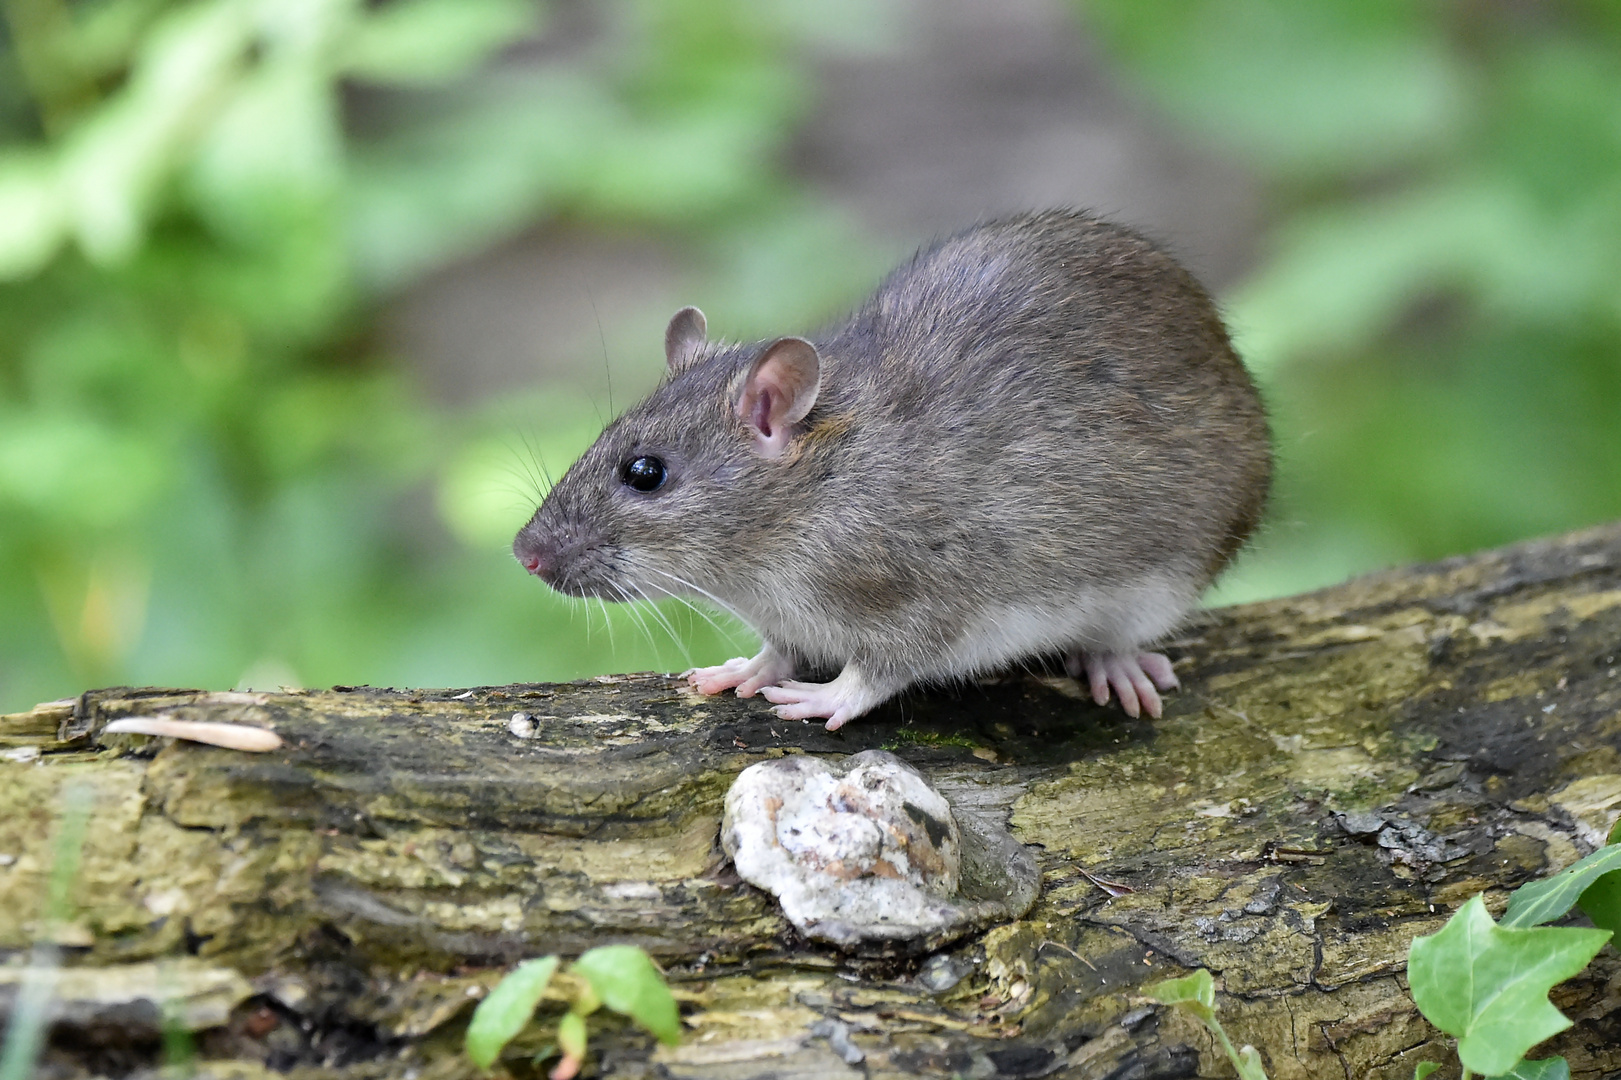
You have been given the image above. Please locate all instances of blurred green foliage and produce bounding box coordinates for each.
[1079,0,1621,602]
[0,0,887,710]
[2,0,1618,710]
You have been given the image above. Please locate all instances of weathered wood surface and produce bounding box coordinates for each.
[4,523,1621,1079]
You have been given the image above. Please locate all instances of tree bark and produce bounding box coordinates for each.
[3,523,1621,1079]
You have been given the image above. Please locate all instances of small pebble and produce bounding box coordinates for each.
[916,953,971,994]
[1336,810,1386,836]
[808,1019,865,1065]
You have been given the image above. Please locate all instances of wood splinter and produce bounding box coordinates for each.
[101,717,284,752]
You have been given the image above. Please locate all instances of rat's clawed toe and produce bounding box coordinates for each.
[761,682,852,729]
[758,681,849,723]
[1067,649,1179,719]
[686,647,794,697]
[1134,652,1179,689]
[759,666,885,731]
[685,656,753,695]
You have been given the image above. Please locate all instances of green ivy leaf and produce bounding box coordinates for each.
[572,946,681,1046]
[1408,896,1610,1076]
[1501,844,1621,928]
[1146,970,1262,1077]
[1488,1058,1570,1080]
[1576,869,1621,938]
[1145,969,1216,1021]
[464,955,559,1069]
[1413,1063,1439,1080]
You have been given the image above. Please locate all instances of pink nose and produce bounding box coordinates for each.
[520,554,544,576]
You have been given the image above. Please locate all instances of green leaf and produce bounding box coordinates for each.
[0,410,168,528]
[1145,971,1260,1078]
[1413,1064,1439,1080]
[464,955,559,1069]
[346,69,595,290]
[341,0,538,86]
[1576,870,1621,938]
[1488,1058,1571,1080]
[572,946,681,1046]
[188,56,344,245]
[1079,1,1467,178]
[1408,896,1610,1076]
[1501,844,1621,927]
[61,0,254,263]
[0,154,66,279]
[1145,968,1216,1021]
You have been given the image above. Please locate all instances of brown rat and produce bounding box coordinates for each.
[513,210,1271,729]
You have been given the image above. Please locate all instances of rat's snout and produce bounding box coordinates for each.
[512,527,560,585]
[513,515,610,597]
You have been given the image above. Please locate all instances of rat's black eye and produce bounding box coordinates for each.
[621,455,667,493]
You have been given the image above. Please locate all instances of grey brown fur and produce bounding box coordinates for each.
[514,210,1272,728]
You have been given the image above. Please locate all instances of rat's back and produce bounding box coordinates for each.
[802,210,1270,622]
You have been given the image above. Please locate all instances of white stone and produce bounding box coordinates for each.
[722,750,966,947]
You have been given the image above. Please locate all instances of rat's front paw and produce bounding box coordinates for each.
[685,656,752,695]
[1066,650,1179,719]
[760,666,886,731]
[685,646,793,697]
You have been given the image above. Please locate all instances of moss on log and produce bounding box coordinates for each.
[3,523,1621,1079]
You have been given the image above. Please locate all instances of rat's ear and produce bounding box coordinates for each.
[736,337,820,459]
[664,306,707,371]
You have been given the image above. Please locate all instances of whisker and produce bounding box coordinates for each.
[628,583,694,668]
[512,462,544,510]
[595,596,616,655]
[571,597,588,647]
[571,594,592,643]
[640,571,753,651]
[621,582,667,642]
[609,582,663,661]
[643,568,750,628]
[586,290,614,418]
[640,577,747,651]
[511,427,552,500]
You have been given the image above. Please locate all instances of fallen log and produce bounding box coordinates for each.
[3,522,1620,1079]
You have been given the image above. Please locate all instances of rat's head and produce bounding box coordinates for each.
[513,306,822,605]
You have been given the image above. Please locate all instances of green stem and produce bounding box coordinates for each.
[0,945,62,1080]
[1201,1015,1259,1080]
[46,783,93,930]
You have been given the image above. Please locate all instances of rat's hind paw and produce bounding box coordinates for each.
[759,666,886,731]
[685,646,793,697]
[1065,650,1180,719]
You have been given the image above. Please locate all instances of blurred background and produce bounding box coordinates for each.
[2,0,1619,712]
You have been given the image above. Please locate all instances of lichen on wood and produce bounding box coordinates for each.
[2,523,1620,1078]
